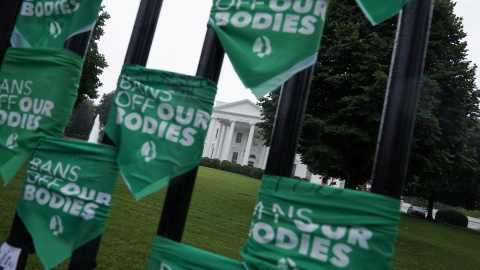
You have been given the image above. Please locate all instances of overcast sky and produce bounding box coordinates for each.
[97,0,479,104]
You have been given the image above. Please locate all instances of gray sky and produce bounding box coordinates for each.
[97,0,479,103]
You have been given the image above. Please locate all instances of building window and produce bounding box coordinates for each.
[253,135,260,146]
[249,154,256,159]
[236,132,243,143]
[232,152,238,164]
[248,161,254,167]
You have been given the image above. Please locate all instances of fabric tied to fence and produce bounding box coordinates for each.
[148,235,246,270]
[208,0,330,99]
[241,174,401,270]
[15,137,118,270]
[105,64,217,200]
[0,48,82,184]
[11,0,103,48]
[355,0,409,25]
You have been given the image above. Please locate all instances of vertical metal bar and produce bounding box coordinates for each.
[195,27,225,82]
[124,0,164,66]
[5,214,33,270]
[157,26,224,241]
[64,31,93,58]
[64,22,103,270]
[69,0,164,269]
[157,28,314,244]
[0,0,21,67]
[68,236,102,270]
[264,66,314,177]
[370,0,435,199]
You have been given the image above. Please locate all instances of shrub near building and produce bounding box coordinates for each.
[231,164,242,174]
[219,160,232,171]
[239,165,253,176]
[210,158,221,169]
[198,158,263,180]
[199,157,211,167]
[435,209,468,228]
[250,168,263,179]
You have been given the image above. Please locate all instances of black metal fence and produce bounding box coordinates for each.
[0,0,434,268]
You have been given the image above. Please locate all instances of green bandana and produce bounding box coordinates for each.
[11,0,103,48]
[0,48,82,184]
[16,137,118,270]
[148,236,245,270]
[208,0,329,98]
[106,64,217,200]
[355,0,409,25]
[241,175,401,270]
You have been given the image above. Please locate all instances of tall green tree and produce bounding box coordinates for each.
[405,0,479,218]
[300,0,398,189]
[260,0,397,189]
[75,6,110,108]
[258,0,479,208]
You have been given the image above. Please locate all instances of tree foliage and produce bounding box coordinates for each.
[259,0,397,189]
[404,0,479,215]
[93,90,115,141]
[75,7,110,108]
[257,88,280,145]
[258,0,480,210]
[95,90,115,128]
[64,99,96,140]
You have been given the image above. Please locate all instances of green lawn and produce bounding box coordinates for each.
[393,214,480,269]
[2,166,480,269]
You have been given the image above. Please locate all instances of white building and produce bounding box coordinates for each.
[202,100,343,187]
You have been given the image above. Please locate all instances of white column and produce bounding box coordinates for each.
[263,147,270,169]
[202,117,216,157]
[242,123,256,165]
[221,120,236,160]
[218,126,230,160]
[259,145,267,169]
[213,123,225,159]
[217,124,228,159]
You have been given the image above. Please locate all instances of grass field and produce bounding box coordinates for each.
[2,166,480,269]
[393,214,480,269]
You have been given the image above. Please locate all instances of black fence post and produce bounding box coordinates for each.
[157,27,224,241]
[68,0,164,269]
[0,0,21,66]
[264,66,314,177]
[370,0,435,198]
[5,214,32,270]
[124,0,163,66]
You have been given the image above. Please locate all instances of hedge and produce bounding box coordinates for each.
[199,157,211,167]
[200,158,310,183]
[435,209,468,227]
[239,165,253,176]
[251,168,263,179]
[210,158,221,169]
[230,164,242,174]
[219,160,232,171]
